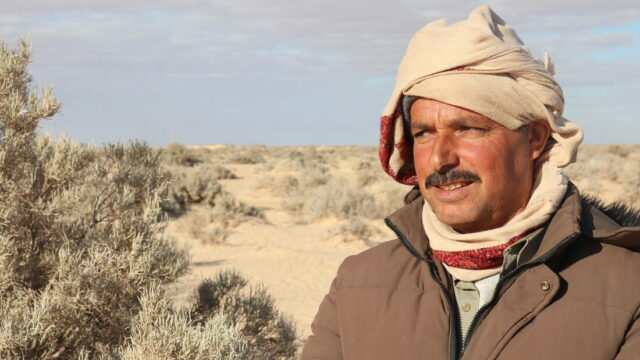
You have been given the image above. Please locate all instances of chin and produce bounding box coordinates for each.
[431,204,481,231]
[438,217,477,231]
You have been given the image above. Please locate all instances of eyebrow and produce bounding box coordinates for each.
[410,117,484,130]
[451,118,477,127]
[411,122,430,131]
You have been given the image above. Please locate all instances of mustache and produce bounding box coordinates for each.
[425,170,481,188]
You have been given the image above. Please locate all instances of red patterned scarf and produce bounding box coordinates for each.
[430,225,543,270]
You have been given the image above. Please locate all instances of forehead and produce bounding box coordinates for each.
[409,98,496,127]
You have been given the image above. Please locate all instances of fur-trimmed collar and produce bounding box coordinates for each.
[581,195,640,228]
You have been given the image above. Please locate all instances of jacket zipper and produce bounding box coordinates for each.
[386,217,580,360]
[461,232,580,352]
[384,218,463,360]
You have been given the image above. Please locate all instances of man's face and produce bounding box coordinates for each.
[410,98,548,233]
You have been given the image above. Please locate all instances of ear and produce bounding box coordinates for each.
[528,121,551,161]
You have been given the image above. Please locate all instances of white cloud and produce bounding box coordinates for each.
[2,0,638,145]
[5,1,638,82]
[3,0,201,13]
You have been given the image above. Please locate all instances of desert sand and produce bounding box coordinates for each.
[164,144,640,350]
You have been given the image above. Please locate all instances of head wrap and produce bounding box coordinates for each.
[379,4,583,185]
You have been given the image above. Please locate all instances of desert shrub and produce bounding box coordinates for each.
[331,216,382,243]
[225,146,266,164]
[564,144,640,208]
[116,285,249,360]
[162,166,262,223]
[201,226,232,245]
[0,40,295,359]
[355,161,380,187]
[259,165,329,197]
[180,211,232,245]
[282,177,384,222]
[164,163,240,182]
[163,142,203,166]
[182,210,213,238]
[0,40,190,358]
[260,148,328,173]
[228,156,262,164]
[264,157,407,222]
[191,270,298,360]
[211,165,239,179]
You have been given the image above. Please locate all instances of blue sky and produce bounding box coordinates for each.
[3,0,639,146]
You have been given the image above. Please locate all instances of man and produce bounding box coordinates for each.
[301,5,640,360]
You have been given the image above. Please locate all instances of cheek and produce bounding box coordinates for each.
[457,139,529,187]
[456,141,513,181]
[412,144,432,181]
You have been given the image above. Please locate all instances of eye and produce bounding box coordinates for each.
[461,126,487,132]
[413,130,433,139]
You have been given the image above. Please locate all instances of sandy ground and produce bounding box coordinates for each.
[164,143,640,352]
[165,161,397,347]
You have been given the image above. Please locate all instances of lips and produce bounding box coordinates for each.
[436,181,473,191]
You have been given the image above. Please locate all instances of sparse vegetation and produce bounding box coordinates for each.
[116,285,249,360]
[162,167,263,223]
[565,144,640,208]
[163,141,204,166]
[259,167,404,223]
[211,165,239,179]
[283,177,381,221]
[330,216,382,243]
[3,36,636,360]
[201,226,232,245]
[260,148,328,173]
[225,146,267,165]
[355,161,380,187]
[191,271,298,360]
[0,40,296,359]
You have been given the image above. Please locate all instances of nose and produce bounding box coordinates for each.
[429,133,459,172]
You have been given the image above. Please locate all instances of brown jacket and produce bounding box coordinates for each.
[300,184,640,360]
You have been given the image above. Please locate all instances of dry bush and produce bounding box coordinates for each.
[182,210,213,238]
[355,161,380,187]
[181,211,232,245]
[211,165,239,179]
[330,216,382,243]
[326,146,377,168]
[259,165,329,197]
[260,147,328,173]
[191,270,298,360]
[282,177,386,222]
[223,146,267,165]
[258,148,408,223]
[0,40,296,359]
[163,142,204,166]
[162,166,262,223]
[166,164,238,185]
[564,144,640,208]
[201,227,232,246]
[116,285,249,360]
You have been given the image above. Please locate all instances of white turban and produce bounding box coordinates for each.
[379,4,583,185]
